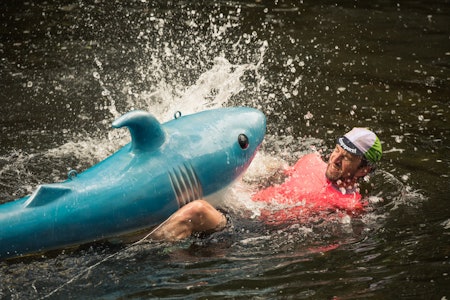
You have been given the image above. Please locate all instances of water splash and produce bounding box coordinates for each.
[126,55,263,122]
[92,56,121,119]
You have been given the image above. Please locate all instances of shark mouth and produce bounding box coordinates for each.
[168,163,203,207]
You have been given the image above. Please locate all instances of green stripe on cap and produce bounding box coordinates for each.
[364,135,382,163]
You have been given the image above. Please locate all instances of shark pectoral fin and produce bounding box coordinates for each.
[112,110,166,152]
[24,184,72,208]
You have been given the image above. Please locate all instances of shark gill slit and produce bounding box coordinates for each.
[168,171,182,206]
[176,167,190,206]
[184,163,203,200]
[169,163,203,208]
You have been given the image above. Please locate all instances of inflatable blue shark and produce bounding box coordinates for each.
[0,107,266,259]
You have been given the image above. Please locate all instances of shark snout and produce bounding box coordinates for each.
[242,107,266,150]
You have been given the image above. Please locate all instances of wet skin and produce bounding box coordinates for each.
[325,145,370,189]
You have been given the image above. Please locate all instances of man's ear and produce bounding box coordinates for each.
[356,166,372,178]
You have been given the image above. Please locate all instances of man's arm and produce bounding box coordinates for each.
[150,200,226,241]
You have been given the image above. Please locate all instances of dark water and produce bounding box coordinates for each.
[1,0,449,299]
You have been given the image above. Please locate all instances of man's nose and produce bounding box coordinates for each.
[331,152,343,163]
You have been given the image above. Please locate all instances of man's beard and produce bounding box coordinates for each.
[325,163,355,184]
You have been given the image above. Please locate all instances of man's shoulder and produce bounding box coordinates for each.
[289,152,326,179]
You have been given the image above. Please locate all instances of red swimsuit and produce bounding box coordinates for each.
[252,153,365,225]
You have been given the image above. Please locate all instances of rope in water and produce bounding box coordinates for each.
[40,217,173,299]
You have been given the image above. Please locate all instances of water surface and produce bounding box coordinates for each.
[1,0,449,299]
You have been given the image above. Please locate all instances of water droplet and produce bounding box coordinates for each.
[304,111,313,120]
[393,135,403,143]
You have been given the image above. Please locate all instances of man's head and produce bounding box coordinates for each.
[325,128,382,188]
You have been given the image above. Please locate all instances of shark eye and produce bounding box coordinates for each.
[238,134,249,150]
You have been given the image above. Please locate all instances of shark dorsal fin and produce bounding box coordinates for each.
[112,110,166,152]
[24,184,72,208]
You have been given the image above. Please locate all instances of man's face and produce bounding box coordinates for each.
[325,145,364,183]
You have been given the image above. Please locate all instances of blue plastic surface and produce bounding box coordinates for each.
[0,107,266,259]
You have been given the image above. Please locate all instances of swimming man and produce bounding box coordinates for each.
[150,127,382,239]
